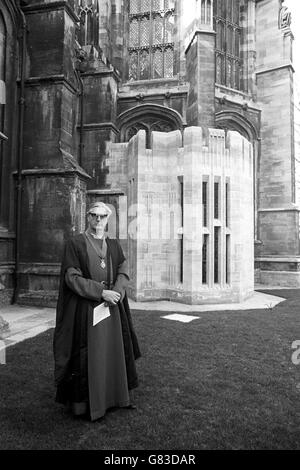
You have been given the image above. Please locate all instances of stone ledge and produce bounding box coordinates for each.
[0,316,10,336]
[0,131,8,142]
[25,75,78,94]
[260,270,300,288]
[17,290,58,308]
[22,1,80,23]
[129,291,285,312]
[130,287,253,305]
[256,63,295,76]
[17,263,61,275]
[256,257,300,262]
[87,188,125,196]
[79,122,119,133]
[0,231,15,239]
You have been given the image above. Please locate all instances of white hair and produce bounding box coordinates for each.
[87,201,112,216]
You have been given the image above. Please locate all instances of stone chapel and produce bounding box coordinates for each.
[0,0,299,306]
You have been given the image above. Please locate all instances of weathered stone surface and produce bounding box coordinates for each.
[0,315,9,335]
[107,126,254,304]
[185,30,216,128]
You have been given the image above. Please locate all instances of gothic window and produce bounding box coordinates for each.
[201,0,212,25]
[124,117,176,148]
[128,0,175,81]
[77,0,99,46]
[213,0,242,90]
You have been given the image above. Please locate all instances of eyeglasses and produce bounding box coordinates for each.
[88,213,108,220]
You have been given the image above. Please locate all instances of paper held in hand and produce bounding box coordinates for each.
[93,302,110,326]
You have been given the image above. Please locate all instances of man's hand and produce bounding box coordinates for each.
[102,289,121,305]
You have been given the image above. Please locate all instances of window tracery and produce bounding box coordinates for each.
[213,0,242,90]
[77,0,99,46]
[124,117,176,148]
[128,0,175,81]
[200,0,213,26]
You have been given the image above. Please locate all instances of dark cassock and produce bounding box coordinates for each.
[53,231,141,421]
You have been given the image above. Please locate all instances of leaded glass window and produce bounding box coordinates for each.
[128,0,175,81]
[77,0,99,46]
[213,0,242,90]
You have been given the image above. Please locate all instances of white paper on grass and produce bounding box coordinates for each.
[162,314,200,323]
[93,302,110,326]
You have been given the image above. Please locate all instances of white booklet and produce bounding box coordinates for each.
[93,302,110,326]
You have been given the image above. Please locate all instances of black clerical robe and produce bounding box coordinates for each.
[53,233,141,420]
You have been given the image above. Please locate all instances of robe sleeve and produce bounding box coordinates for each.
[112,256,130,301]
[65,267,104,302]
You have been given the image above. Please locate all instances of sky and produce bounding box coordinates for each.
[285,0,300,75]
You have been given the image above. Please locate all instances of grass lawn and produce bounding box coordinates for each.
[0,289,300,450]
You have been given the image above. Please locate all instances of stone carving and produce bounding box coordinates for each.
[135,93,145,101]
[279,6,291,29]
[279,5,292,36]
[74,39,88,71]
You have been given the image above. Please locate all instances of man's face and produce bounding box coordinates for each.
[87,209,109,231]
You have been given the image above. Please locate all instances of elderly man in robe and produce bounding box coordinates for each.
[53,202,141,421]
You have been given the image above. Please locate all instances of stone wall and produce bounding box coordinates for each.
[81,68,119,190]
[15,1,91,306]
[0,0,19,305]
[295,79,300,207]
[107,126,254,304]
[255,0,300,285]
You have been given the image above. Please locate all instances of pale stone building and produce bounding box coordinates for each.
[0,0,299,307]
